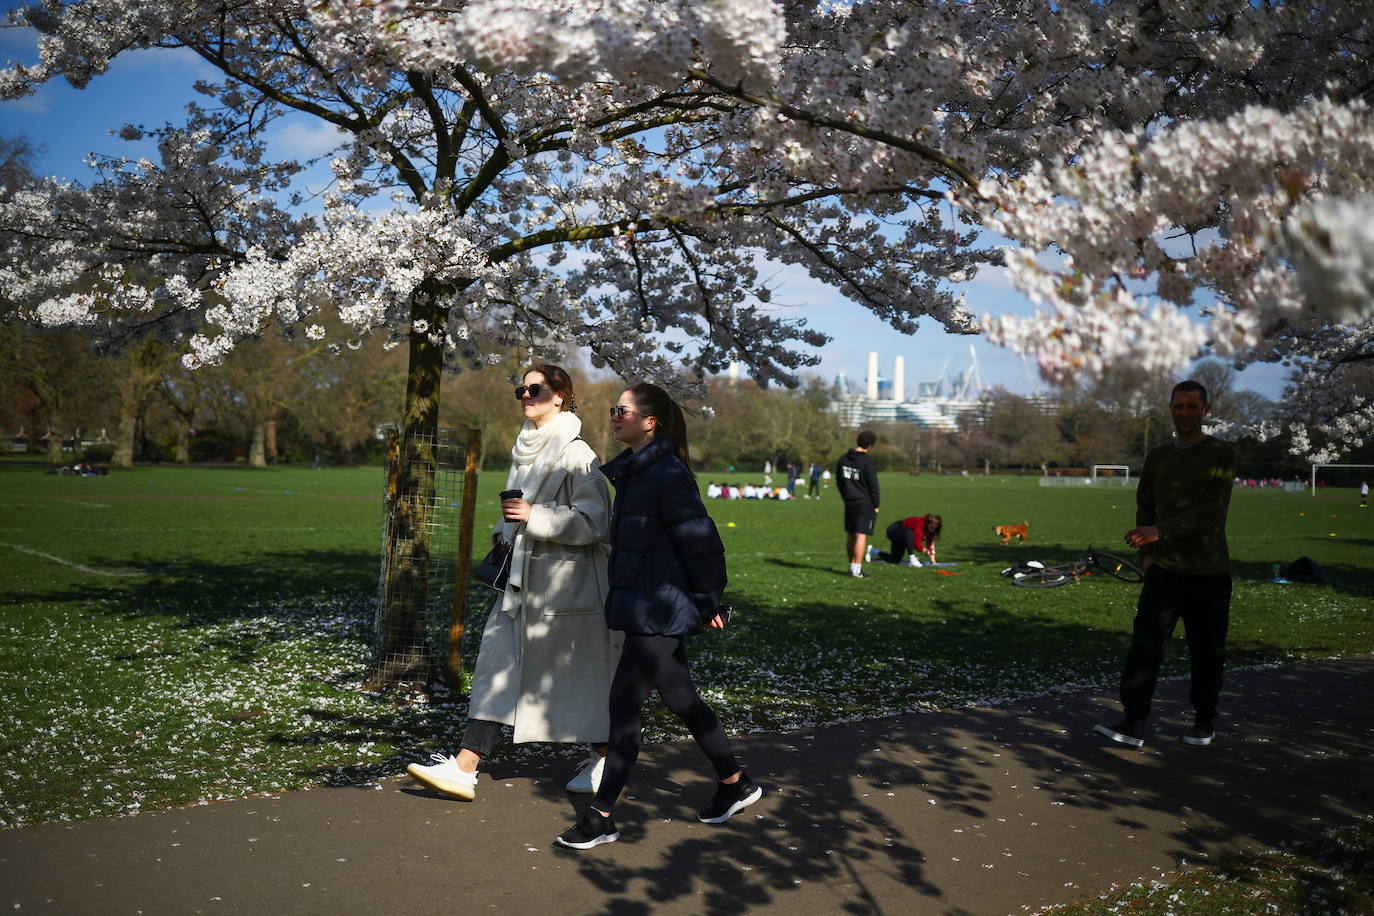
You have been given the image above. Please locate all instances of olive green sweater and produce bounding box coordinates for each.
[1136,436,1236,575]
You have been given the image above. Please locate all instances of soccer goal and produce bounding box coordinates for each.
[1310,464,1374,496]
[1092,465,1132,485]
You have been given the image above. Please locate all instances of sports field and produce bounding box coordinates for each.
[1,463,1371,827]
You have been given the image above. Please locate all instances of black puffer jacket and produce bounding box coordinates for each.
[600,435,727,636]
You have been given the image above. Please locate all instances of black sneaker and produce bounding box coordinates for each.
[1181,718,1215,746]
[1094,719,1145,748]
[697,772,763,823]
[553,808,619,850]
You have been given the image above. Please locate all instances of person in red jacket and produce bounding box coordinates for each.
[873,514,942,566]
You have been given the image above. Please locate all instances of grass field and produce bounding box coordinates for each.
[1040,816,1374,915]
[1,462,1371,830]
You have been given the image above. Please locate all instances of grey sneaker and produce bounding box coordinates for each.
[1094,720,1145,748]
[565,754,604,794]
[406,754,478,800]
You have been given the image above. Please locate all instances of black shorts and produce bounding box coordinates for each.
[844,500,877,536]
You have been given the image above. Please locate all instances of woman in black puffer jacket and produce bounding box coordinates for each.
[554,382,763,851]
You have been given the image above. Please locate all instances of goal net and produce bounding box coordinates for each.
[1310,463,1374,496]
[1092,465,1131,485]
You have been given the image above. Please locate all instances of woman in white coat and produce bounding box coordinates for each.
[407,364,621,801]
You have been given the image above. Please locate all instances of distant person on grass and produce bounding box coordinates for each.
[407,364,620,802]
[1096,380,1235,749]
[554,382,761,850]
[807,461,822,499]
[837,430,880,578]
[872,514,942,566]
[1361,480,1368,508]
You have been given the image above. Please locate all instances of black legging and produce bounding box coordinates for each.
[593,633,739,812]
[878,521,917,563]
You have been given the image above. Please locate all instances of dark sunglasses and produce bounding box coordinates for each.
[514,383,548,400]
[609,406,649,420]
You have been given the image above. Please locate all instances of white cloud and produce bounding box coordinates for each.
[114,46,221,81]
[0,84,52,115]
[270,120,348,159]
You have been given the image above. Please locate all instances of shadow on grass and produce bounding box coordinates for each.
[948,539,1374,600]
[4,547,377,625]
[764,557,860,577]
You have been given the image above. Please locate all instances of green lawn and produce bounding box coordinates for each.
[1,463,1371,827]
[1038,816,1374,915]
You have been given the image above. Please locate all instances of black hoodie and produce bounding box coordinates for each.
[835,448,879,507]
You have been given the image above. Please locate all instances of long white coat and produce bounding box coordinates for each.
[466,437,621,743]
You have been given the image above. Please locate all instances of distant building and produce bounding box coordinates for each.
[831,348,1042,431]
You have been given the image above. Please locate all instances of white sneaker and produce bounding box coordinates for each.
[908,555,922,567]
[565,754,605,794]
[406,753,478,800]
[867,546,878,562]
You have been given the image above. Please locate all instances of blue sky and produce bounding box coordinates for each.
[0,20,1291,401]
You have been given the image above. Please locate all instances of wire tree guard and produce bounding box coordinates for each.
[369,425,481,689]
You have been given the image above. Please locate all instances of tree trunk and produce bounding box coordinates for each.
[175,421,191,464]
[265,418,278,464]
[369,288,446,689]
[112,404,137,467]
[45,426,63,464]
[249,424,267,467]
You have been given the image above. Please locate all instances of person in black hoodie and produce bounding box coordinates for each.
[836,430,881,578]
[554,382,762,850]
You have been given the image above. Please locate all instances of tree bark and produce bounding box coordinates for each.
[175,421,191,464]
[369,287,447,688]
[265,418,278,464]
[249,423,267,467]
[45,425,63,464]
[113,402,138,467]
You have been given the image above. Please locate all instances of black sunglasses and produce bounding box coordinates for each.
[514,383,547,400]
[609,406,650,420]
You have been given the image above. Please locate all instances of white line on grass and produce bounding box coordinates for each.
[0,541,143,577]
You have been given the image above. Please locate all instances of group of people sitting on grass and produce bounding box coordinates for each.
[47,462,108,476]
[705,481,795,500]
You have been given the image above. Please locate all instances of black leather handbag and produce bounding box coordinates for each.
[474,542,513,591]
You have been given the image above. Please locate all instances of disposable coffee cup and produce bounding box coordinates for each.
[499,489,523,500]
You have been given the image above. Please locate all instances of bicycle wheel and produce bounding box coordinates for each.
[1012,568,1072,588]
[1093,551,1144,582]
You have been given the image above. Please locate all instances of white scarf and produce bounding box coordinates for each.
[500,410,581,610]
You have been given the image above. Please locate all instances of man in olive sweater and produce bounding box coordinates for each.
[1096,380,1236,748]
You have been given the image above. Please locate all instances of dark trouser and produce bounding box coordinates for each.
[878,521,916,564]
[1120,565,1232,723]
[460,718,606,758]
[593,634,739,812]
[460,718,504,756]
[808,478,820,497]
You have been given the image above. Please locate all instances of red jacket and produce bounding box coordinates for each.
[899,515,932,551]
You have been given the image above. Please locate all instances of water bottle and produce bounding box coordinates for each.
[1271,563,1281,581]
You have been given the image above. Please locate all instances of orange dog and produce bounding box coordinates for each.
[994,521,1029,545]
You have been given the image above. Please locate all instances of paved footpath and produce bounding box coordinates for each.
[3,658,1371,915]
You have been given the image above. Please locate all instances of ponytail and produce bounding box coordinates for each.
[628,382,692,470]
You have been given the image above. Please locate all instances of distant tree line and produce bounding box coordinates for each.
[859,362,1371,478]
[4,318,1365,478]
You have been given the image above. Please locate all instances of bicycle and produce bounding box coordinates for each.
[1003,547,1145,588]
